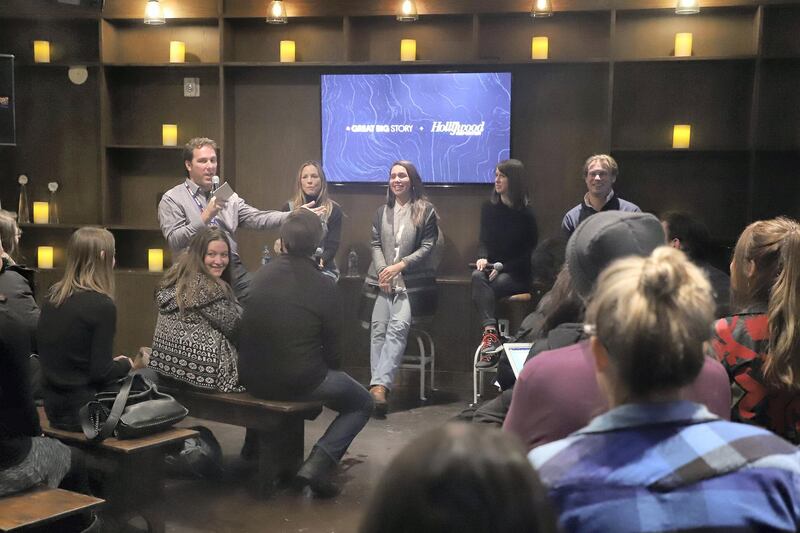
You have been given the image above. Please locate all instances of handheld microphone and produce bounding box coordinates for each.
[468,262,504,271]
[211,175,220,193]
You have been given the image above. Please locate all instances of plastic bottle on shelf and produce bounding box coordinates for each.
[17,175,30,224]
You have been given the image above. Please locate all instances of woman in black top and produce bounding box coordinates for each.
[472,159,538,367]
[38,227,149,431]
[280,160,343,281]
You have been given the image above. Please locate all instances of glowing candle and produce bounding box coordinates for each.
[169,41,186,63]
[673,124,691,149]
[280,40,296,62]
[33,40,50,63]
[162,124,178,146]
[148,248,164,272]
[400,39,416,62]
[531,36,549,60]
[675,33,693,57]
[32,202,49,224]
[38,246,54,269]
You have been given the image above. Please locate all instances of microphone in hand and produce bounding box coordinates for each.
[211,175,220,193]
[469,262,504,271]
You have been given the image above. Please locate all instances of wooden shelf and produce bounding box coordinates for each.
[103,63,220,68]
[106,144,185,151]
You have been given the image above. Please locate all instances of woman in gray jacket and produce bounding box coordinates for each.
[365,161,438,415]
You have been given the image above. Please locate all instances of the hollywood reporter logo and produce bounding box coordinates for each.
[430,121,485,136]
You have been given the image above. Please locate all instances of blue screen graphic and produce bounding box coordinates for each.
[321,72,511,184]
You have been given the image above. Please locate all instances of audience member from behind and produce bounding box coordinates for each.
[280,160,343,281]
[473,159,538,365]
[38,228,149,431]
[360,423,557,533]
[710,217,800,443]
[505,211,731,451]
[561,154,640,237]
[365,161,439,415]
[531,247,800,533]
[239,209,372,498]
[662,210,731,317]
[150,227,244,392]
[0,210,39,343]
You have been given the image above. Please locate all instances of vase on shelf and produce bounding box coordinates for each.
[48,182,60,224]
[17,175,30,224]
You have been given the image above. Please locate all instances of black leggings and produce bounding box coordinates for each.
[471,269,529,329]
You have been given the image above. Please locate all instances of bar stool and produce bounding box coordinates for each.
[401,323,436,401]
[472,292,532,405]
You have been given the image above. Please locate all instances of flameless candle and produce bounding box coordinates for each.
[400,39,416,62]
[32,202,49,224]
[675,33,693,57]
[162,124,178,146]
[280,40,296,62]
[148,248,164,272]
[673,124,691,149]
[531,36,549,60]
[33,40,50,63]
[169,41,186,63]
[38,246,54,269]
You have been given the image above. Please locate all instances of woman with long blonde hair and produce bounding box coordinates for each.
[531,247,800,532]
[282,160,343,280]
[710,217,800,442]
[38,228,147,431]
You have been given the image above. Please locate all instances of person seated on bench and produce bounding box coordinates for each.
[38,228,150,432]
[1,297,93,530]
[150,227,244,392]
[239,209,373,498]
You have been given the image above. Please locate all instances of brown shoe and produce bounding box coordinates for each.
[370,385,389,416]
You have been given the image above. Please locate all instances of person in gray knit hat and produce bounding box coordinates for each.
[503,210,732,451]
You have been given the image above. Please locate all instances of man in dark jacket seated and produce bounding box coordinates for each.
[238,209,373,498]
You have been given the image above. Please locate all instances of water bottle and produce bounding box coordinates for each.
[347,248,358,277]
[261,245,272,265]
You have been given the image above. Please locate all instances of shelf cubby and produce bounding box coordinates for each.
[752,151,800,222]
[0,18,99,65]
[223,17,345,63]
[614,7,757,60]
[101,19,220,64]
[756,59,800,150]
[762,4,800,58]
[478,11,610,62]
[105,66,220,146]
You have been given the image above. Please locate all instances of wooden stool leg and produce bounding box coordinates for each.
[253,417,306,498]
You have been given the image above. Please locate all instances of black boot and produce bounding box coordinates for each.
[294,447,341,498]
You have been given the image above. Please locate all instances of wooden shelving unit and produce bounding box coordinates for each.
[2,0,799,359]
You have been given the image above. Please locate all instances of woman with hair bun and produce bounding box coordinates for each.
[710,217,800,442]
[531,246,800,532]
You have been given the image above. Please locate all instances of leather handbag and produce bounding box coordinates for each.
[79,372,188,441]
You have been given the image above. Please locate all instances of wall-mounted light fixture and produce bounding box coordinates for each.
[266,0,288,24]
[397,0,419,22]
[144,0,166,25]
[676,0,700,15]
[531,0,553,18]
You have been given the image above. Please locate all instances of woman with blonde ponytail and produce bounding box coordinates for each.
[530,246,800,532]
[710,217,800,443]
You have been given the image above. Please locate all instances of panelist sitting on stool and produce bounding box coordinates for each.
[158,137,322,303]
[239,209,373,498]
[473,159,538,367]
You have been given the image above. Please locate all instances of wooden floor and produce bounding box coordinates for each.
[152,392,468,533]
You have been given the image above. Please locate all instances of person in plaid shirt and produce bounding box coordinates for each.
[711,217,800,443]
[530,247,800,533]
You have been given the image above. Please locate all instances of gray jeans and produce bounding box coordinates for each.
[370,291,411,389]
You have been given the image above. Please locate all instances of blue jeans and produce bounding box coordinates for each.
[304,370,373,463]
[370,291,411,390]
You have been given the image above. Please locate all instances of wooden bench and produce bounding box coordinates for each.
[38,407,197,533]
[0,487,103,532]
[162,387,323,498]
